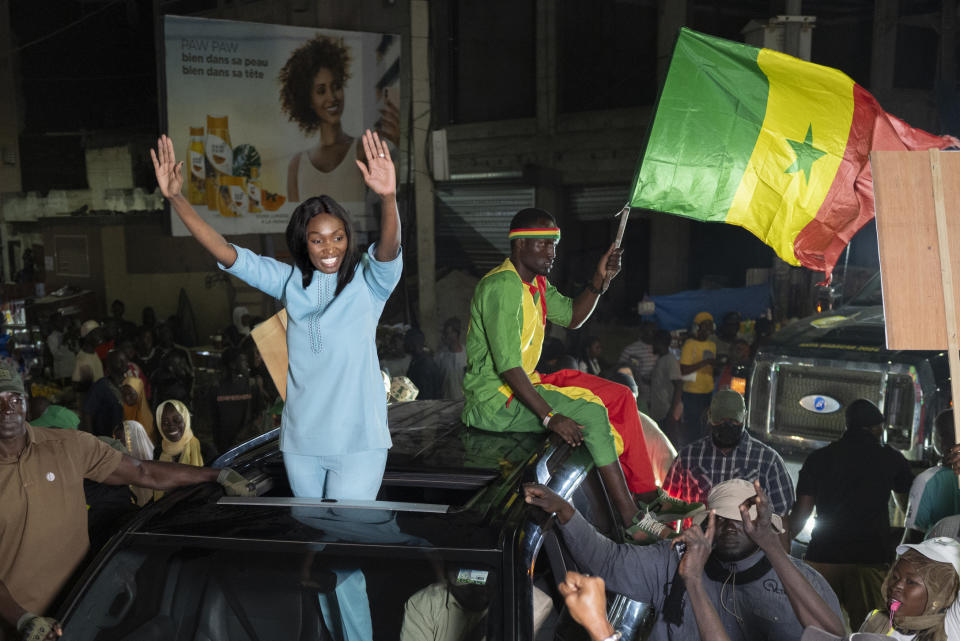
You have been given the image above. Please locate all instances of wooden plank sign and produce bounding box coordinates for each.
[250,309,288,401]
[872,149,960,459]
[872,150,960,350]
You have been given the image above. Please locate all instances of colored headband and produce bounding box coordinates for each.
[508,227,561,241]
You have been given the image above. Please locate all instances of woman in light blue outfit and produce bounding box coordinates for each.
[152,130,400,641]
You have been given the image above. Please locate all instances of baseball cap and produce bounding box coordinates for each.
[80,320,100,338]
[693,311,713,325]
[846,399,885,429]
[0,362,24,395]
[698,478,785,533]
[896,537,960,578]
[709,390,746,423]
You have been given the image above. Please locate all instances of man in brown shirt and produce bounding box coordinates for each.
[0,364,254,640]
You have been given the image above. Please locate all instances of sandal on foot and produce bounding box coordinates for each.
[646,488,705,522]
[624,511,677,545]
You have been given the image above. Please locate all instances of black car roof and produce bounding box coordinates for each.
[128,400,554,552]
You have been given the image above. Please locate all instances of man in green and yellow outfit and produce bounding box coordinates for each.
[462,208,701,542]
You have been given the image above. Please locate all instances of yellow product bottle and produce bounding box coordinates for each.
[205,115,232,210]
[186,126,206,205]
[218,175,247,217]
[247,167,262,213]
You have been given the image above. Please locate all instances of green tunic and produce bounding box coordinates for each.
[461,258,619,467]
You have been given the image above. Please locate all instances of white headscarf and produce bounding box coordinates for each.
[122,420,155,461]
[122,420,156,507]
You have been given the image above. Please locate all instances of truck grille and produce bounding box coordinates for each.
[771,365,884,441]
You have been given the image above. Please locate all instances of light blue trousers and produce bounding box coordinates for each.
[284,448,388,641]
[284,449,388,500]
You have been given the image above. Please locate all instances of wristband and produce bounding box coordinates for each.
[586,281,605,295]
[542,410,556,428]
[601,632,622,641]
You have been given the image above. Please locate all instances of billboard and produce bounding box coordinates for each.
[163,15,400,236]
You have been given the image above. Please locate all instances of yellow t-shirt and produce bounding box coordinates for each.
[680,338,716,394]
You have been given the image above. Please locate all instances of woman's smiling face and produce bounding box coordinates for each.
[306,213,347,274]
[160,404,185,443]
[310,67,344,127]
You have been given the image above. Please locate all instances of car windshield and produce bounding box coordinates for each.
[62,537,501,641]
[845,273,883,306]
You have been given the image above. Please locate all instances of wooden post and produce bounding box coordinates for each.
[411,0,438,348]
[928,149,960,470]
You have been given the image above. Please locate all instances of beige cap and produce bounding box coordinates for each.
[695,478,785,534]
[80,320,100,338]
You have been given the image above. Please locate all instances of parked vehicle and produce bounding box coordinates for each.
[54,400,652,640]
[748,273,949,464]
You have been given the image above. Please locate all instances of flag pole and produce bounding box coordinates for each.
[928,149,960,485]
[603,204,631,291]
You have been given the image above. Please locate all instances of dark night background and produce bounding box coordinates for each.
[6,0,953,292]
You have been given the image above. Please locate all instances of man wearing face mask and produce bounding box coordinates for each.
[786,399,914,629]
[662,389,795,516]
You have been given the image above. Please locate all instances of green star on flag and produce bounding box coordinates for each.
[627,28,960,279]
[785,124,826,182]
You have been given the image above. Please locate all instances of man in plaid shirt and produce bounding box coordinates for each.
[662,390,794,516]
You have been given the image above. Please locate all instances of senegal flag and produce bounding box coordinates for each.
[631,28,959,279]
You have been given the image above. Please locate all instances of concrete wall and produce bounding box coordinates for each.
[40,212,276,341]
[40,219,234,341]
[2,144,163,226]
[100,225,231,342]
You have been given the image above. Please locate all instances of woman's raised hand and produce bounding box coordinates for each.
[150,135,184,199]
[356,129,396,198]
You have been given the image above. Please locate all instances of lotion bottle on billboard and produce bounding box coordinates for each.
[218,175,246,217]
[204,115,233,210]
[248,166,262,213]
[186,126,206,205]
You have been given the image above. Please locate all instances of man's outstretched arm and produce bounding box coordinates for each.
[569,244,622,329]
[103,456,255,495]
[103,455,218,490]
[524,484,660,602]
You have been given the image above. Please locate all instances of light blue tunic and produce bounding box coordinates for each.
[221,244,402,456]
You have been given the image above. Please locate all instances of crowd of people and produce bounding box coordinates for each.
[4,135,960,641]
[33,301,277,462]
[406,202,960,640]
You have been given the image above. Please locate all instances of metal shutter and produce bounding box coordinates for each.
[435,183,535,274]
[566,185,629,221]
